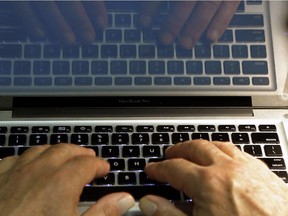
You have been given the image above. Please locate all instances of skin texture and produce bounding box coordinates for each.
[12,1,240,47]
[139,140,288,216]
[0,144,135,216]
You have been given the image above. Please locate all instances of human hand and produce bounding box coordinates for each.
[139,140,288,216]
[139,1,240,48]
[12,1,107,44]
[0,144,135,216]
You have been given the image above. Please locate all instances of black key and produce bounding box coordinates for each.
[116,126,134,133]
[149,157,166,163]
[192,133,209,140]
[115,14,131,27]
[11,126,29,133]
[132,133,149,144]
[91,61,108,75]
[168,61,184,75]
[157,125,174,132]
[236,30,265,42]
[136,126,154,132]
[80,185,182,201]
[72,61,89,75]
[33,61,50,75]
[213,45,230,58]
[0,44,21,58]
[74,126,92,133]
[111,61,127,75]
[152,133,169,144]
[273,171,288,183]
[224,61,240,75]
[62,45,80,58]
[50,134,68,144]
[29,134,48,146]
[242,61,268,75]
[259,125,276,132]
[239,125,256,131]
[198,125,215,132]
[176,46,192,58]
[18,147,30,155]
[157,45,174,58]
[143,29,158,42]
[219,30,233,43]
[53,126,71,133]
[139,45,155,58]
[251,133,279,144]
[44,45,61,58]
[264,145,283,156]
[32,126,50,133]
[128,159,146,170]
[129,61,146,75]
[101,146,119,157]
[0,28,27,42]
[186,61,203,74]
[124,29,141,42]
[172,133,189,144]
[0,147,15,158]
[232,133,250,144]
[0,135,6,146]
[112,133,129,144]
[53,61,70,75]
[95,126,113,133]
[250,45,266,58]
[139,172,159,185]
[71,134,89,145]
[95,173,115,185]
[177,125,195,132]
[118,172,137,185]
[205,61,221,75]
[106,29,122,42]
[218,125,236,132]
[229,14,263,27]
[149,61,165,75]
[0,61,11,75]
[0,127,7,134]
[101,45,117,58]
[260,158,286,170]
[9,135,27,146]
[212,133,230,142]
[243,145,262,156]
[92,133,109,145]
[82,45,98,58]
[122,146,140,157]
[108,159,125,171]
[195,45,211,58]
[120,45,137,58]
[86,146,99,156]
[14,61,31,75]
[232,45,248,58]
[143,145,161,157]
[24,45,41,58]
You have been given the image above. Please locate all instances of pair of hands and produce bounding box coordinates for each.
[14,1,240,48]
[0,140,287,216]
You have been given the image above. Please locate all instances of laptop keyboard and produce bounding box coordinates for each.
[0,122,287,200]
[0,0,276,94]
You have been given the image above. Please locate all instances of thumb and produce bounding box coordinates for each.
[82,192,135,216]
[139,195,187,216]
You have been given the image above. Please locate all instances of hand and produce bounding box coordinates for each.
[139,140,288,216]
[139,1,240,48]
[0,144,135,216]
[12,1,107,44]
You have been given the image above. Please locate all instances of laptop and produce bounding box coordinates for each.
[0,0,287,215]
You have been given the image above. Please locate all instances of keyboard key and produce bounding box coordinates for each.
[132,133,149,144]
[116,126,134,132]
[124,29,141,42]
[243,61,268,75]
[50,134,68,144]
[95,173,115,185]
[273,171,288,183]
[231,133,250,144]
[172,133,189,144]
[212,133,230,142]
[154,77,172,85]
[186,61,203,75]
[53,61,70,75]
[102,146,120,157]
[136,126,154,132]
[24,45,41,58]
[0,127,8,134]
[259,125,276,132]
[143,145,161,157]
[122,146,140,157]
[101,45,117,58]
[229,14,263,27]
[32,126,50,133]
[219,30,233,42]
[33,61,50,75]
[213,77,230,85]
[149,61,165,75]
[194,77,211,85]
[198,125,215,132]
[236,30,265,42]
[251,133,279,144]
[115,77,132,85]
[0,147,15,158]
[243,145,262,156]
[218,125,236,132]
[120,45,137,58]
[130,61,146,75]
[0,44,21,58]
[157,125,174,132]
[108,159,125,171]
[232,45,248,58]
[168,61,184,75]
[195,44,211,58]
[264,145,283,156]
[14,77,32,86]
[11,126,29,133]
[0,28,27,42]
[139,172,159,185]
[29,134,48,146]
[115,14,131,27]
[192,133,209,141]
[157,45,174,58]
[252,77,269,86]
[0,61,11,75]
[63,45,80,58]
[176,46,192,58]
[213,45,230,58]
[260,158,286,170]
[34,77,52,86]
[111,61,127,75]
[44,45,60,58]
[112,133,129,144]
[250,45,266,58]
[0,134,5,145]
[72,61,89,75]
[14,61,31,75]
[95,77,113,86]
[139,45,155,58]
[128,158,146,170]
[106,29,122,42]
[224,61,240,75]
[82,45,98,58]
[233,77,250,85]
[53,126,71,133]
[92,133,109,145]
[95,126,113,133]
[54,77,72,86]
[118,172,137,185]
[9,135,27,146]
[91,61,108,75]
[174,77,192,85]
[177,125,195,132]
[152,133,170,144]
[71,134,89,145]
[239,125,256,131]
[134,77,152,85]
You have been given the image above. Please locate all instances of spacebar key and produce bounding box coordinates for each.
[80,185,182,201]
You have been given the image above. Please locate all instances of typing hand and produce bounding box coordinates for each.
[12,1,107,44]
[139,0,240,48]
[0,144,135,216]
[140,140,288,216]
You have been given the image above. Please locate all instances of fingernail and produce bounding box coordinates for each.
[139,197,158,216]
[117,195,135,214]
[179,36,194,49]
[159,32,173,45]
[208,30,219,42]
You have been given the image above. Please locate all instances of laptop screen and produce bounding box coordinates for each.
[0,1,287,107]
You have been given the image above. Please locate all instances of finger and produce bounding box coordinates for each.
[12,2,45,39]
[35,143,96,168]
[179,0,222,48]
[57,156,110,191]
[57,1,96,43]
[0,156,19,174]
[33,1,76,44]
[165,140,229,166]
[83,1,108,30]
[159,1,197,45]
[211,141,247,161]
[139,1,162,28]
[82,192,135,216]
[15,145,51,166]
[139,195,187,216]
[145,159,201,198]
[206,1,240,42]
